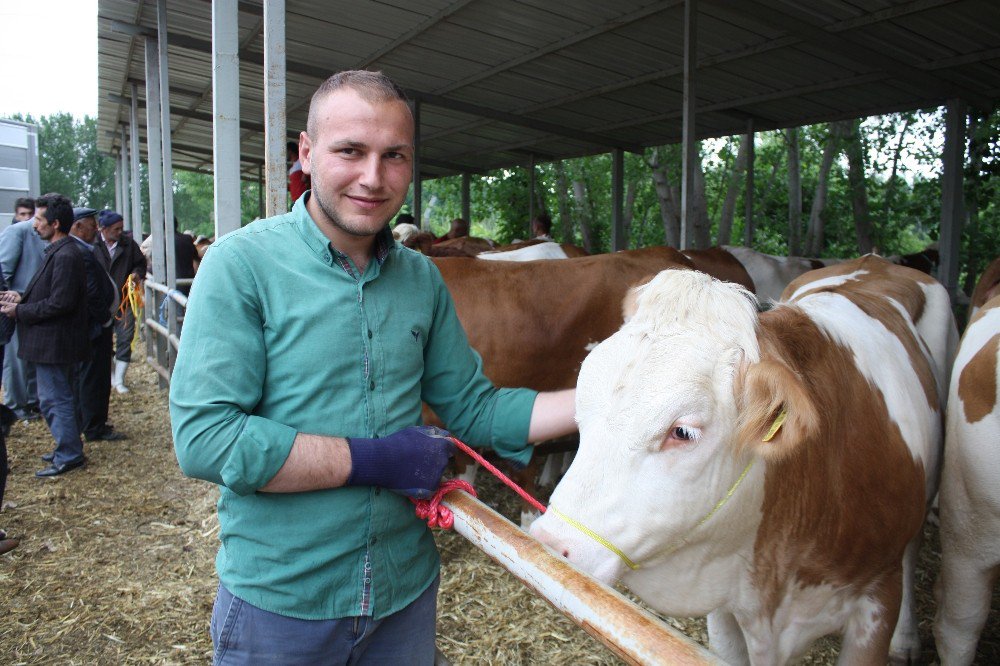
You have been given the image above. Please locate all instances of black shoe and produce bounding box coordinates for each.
[40,452,54,463]
[35,457,86,477]
[0,538,18,555]
[86,429,127,442]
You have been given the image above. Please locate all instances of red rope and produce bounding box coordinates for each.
[411,436,548,530]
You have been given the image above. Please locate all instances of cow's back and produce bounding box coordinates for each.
[433,247,691,391]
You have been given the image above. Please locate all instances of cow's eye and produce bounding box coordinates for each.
[672,426,697,441]
[660,424,701,450]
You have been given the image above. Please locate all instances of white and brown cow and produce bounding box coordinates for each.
[934,290,1000,665]
[531,256,956,664]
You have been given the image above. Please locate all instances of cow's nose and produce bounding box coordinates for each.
[530,524,571,559]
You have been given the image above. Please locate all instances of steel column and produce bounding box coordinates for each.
[744,119,755,247]
[129,83,142,235]
[461,173,471,223]
[144,36,169,387]
[939,98,966,301]
[157,0,178,379]
[528,154,536,236]
[120,125,131,230]
[412,99,422,227]
[263,0,287,217]
[680,0,698,249]
[611,148,625,251]
[212,0,242,238]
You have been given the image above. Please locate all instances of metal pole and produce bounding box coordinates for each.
[263,0,287,217]
[611,148,625,251]
[120,125,131,229]
[144,36,168,388]
[939,98,966,302]
[744,119,755,247]
[157,0,178,378]
[213,0,242,238]
[114,155,123,214]
[443,492,723,665]
[461,172,471,223]
[528,154,536,235]
[129,83,142,236]
[412,98,422,228]
[680,0,698,250]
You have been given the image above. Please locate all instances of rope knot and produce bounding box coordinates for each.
[411,479,477,529]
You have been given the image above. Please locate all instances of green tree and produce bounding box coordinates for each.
[7,112,117,209]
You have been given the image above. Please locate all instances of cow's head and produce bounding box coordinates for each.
[531,270,819,601]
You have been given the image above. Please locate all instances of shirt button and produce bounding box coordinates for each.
[374,488,381,496]
[367,329,373,339]
[369,380,375,390]
[370,536,378,546]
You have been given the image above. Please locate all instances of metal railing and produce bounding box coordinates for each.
[443,491,721,665]
[143,277,191,385]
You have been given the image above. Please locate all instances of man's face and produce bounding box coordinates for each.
[102,221,124,243]
[72,217,98,243]
[34,212,56,241]
[300,87,413,240]
[14,206,33,222]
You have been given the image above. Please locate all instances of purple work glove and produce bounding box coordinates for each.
[346,426,456,499]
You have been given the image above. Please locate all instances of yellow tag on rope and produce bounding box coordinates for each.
[762,408,787,442]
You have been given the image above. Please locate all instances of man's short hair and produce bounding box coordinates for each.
[306,70,410,138]
[36,192,61,209]
[44,195,74,233]
[14,197,34,213]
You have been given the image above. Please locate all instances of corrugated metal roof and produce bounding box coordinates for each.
[97,0,1000,180]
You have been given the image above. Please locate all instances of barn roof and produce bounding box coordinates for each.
[97,0,1000,180]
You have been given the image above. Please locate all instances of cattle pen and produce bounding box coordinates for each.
[2,359,997,663]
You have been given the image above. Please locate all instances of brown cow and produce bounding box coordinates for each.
[682,246,756,293]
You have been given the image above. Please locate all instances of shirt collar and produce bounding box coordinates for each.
[293,193,395,269]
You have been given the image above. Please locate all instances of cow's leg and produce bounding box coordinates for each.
[933,552,997,666]
[706,609,749,665]
[538,452,559,487]
[888,534,922,663]
[452,450,479,486]
[516,457,544,530]
[838,571,902,666]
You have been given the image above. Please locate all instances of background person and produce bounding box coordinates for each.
[94,210,145,394]
[12,197,34,222]
[0,194,52,421]
[170,70,575,664]
[69,208,123,443]
[287,140,311,203]
[0,195,90,477]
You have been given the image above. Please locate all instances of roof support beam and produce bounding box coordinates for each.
[263,0,287,217]
[744,119,755,247]
[129,83,142,234]
[680,0,698,250]
[412,98,423,228]
[939,98,966,302]
[213,0,243,238]
[611,148,625,251]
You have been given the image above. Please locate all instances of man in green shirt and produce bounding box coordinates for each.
[170,70,576,664]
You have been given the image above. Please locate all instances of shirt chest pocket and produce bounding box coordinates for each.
[374,308,429,393]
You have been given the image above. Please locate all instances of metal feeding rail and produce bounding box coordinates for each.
[143,278,191,385]
[442,490,721,665]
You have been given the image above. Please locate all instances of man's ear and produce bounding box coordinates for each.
[298,131,312,175]
[734,357,820,461]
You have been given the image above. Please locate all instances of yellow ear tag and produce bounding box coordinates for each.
[762,409,787,442]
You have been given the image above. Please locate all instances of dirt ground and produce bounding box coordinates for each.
[1,359,997,664]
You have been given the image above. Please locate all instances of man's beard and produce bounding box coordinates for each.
[312,187,393,238]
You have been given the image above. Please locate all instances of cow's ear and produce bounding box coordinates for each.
[734,358,819,461]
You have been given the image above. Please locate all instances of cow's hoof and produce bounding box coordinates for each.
[888,647,921,665]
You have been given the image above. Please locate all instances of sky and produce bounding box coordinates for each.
[0,0,98,119]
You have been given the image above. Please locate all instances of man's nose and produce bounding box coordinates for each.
[358,154,384,189]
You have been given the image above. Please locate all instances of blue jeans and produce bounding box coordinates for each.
[211,577,439,665]
[34,363,84,466]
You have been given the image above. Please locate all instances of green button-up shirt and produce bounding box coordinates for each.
[169,196,537,620]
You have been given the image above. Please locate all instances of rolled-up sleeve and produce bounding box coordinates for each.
[169,243,297,495]
[419,268,537,466]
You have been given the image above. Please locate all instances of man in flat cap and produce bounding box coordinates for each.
[70,208,123,443]
[0,195,90,476]
[94,210,145,394]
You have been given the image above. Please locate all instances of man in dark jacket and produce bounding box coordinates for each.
[0,195,90,477]
[94,210,144,394]
[71,208,124,443]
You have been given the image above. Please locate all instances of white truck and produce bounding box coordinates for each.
[0,118,40,230]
